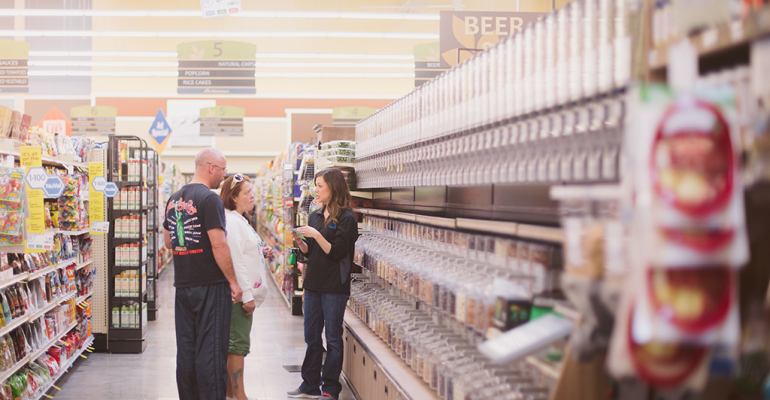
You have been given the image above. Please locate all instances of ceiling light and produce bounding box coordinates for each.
[0,9,440,20]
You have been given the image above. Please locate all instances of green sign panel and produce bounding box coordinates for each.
[332,107,376,127]
[414,42,447,87]
[0,39,29,94]
[199,106,245,137]
[70,106,117,136]
[177,41,256,94]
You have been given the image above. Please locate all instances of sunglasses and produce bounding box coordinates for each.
[230,173,244,189]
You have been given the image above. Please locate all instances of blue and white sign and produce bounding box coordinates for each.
[25,167,47,190]
[148,108,172,155]
[42,175,65,198]
[103,182,119,198]
[92,176,107,192]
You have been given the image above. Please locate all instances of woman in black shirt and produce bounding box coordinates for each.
[287,169,357,400]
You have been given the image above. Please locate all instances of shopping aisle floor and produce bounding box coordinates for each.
[54,264,356,400]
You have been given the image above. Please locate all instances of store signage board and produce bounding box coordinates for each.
[70,106,117,136]
[177,40,256,94]
[200,106,245,136]
[414,42,447,87]
[91,176,107,192]
[27,231,54,251]
[37,107,71,137]
[90,221,109,234]
[439,11,546,68]
[25,167,47,190]
[331,107,376,127]
[0,39,29,93]
[200,0,241,18]
[42,175,65,198]
[148,108,173,155]
[103,182,119,198]
[89,162,105,233]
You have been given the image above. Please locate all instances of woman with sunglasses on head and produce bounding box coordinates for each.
[288,169,358,400]
[219,173,273,400]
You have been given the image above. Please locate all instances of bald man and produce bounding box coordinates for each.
[163,147,243,400]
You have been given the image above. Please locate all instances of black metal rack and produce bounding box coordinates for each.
[106,135,158,353]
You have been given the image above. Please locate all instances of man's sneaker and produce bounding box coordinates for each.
[320,393,337,400]
[287,388,319,398]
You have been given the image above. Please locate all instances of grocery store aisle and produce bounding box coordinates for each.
[53,264,356,400]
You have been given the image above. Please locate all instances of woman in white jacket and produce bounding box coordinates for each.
[219,173,272,400]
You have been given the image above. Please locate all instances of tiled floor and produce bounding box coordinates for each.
[54,264,356,400]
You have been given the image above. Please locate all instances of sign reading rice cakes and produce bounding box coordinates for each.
[199,106,244,136]
[177,41,256,94]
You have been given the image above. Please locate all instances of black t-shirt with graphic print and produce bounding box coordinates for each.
[163,183,228,288]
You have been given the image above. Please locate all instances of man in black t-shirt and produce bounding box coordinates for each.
[163,147,242,400]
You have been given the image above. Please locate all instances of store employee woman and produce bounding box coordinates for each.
[288,169,358,400]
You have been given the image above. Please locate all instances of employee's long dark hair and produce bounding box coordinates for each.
[315,169,350,226]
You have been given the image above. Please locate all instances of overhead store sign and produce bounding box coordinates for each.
[200,0,241,18]
[37,107,71,137]
[439,11,545,68]
[70,106,117,136]
[0,39,29,94]
[332,107,376,127]
[148,108,173,155]
[177,40,256,95]
[414,42,447,87]
[199,106,244,136]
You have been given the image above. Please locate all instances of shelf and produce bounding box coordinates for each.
[0,148,90,170]
[29,321,78,362]
[112,237,144,245]
[29,292,76,322]
[0,312,31,338]
[525,355,562,381]
[33,335,94,400]
[75,293,92,305]
[267,267,292,311]
[0,273,29,290]
[648,6,770,71]
[0,354,30,386]
[59,229,90,236]
[111,206,149,214]
[111,289,147,301]
[350,191,374,199]
[28,258,78,281]
[318,162,355,171]
[343,309,440,400]
[75,260,92,271]
[113,259,148,269]
[116,181,143,188]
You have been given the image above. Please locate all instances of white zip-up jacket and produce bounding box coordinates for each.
[225,208,268,306]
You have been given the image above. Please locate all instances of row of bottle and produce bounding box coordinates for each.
[350,280,551,400]
[355,0,630,159]
[355,234,551,343]
[356,98,623,188]
[122,158,148,182]
[114,243,148,266]
[359,216,561,296]
[114,216,146,238]
[110,302,147,328]
[114,269,146,298]
[114,188,148,210]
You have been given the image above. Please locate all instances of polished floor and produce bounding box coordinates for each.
[55,264,356,400]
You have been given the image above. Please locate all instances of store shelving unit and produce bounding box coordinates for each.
[106,136,156,353]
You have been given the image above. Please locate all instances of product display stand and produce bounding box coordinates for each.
[105,136,156,353]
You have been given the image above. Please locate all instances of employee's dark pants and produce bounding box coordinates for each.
[300,290,350,398]
[175,281,232,400]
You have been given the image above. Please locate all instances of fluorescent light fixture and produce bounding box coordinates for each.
[0,9,441,20]
[253,62,414,69]
[26,70,412,78]
[29,61,178,67]
[29,51,179,57]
